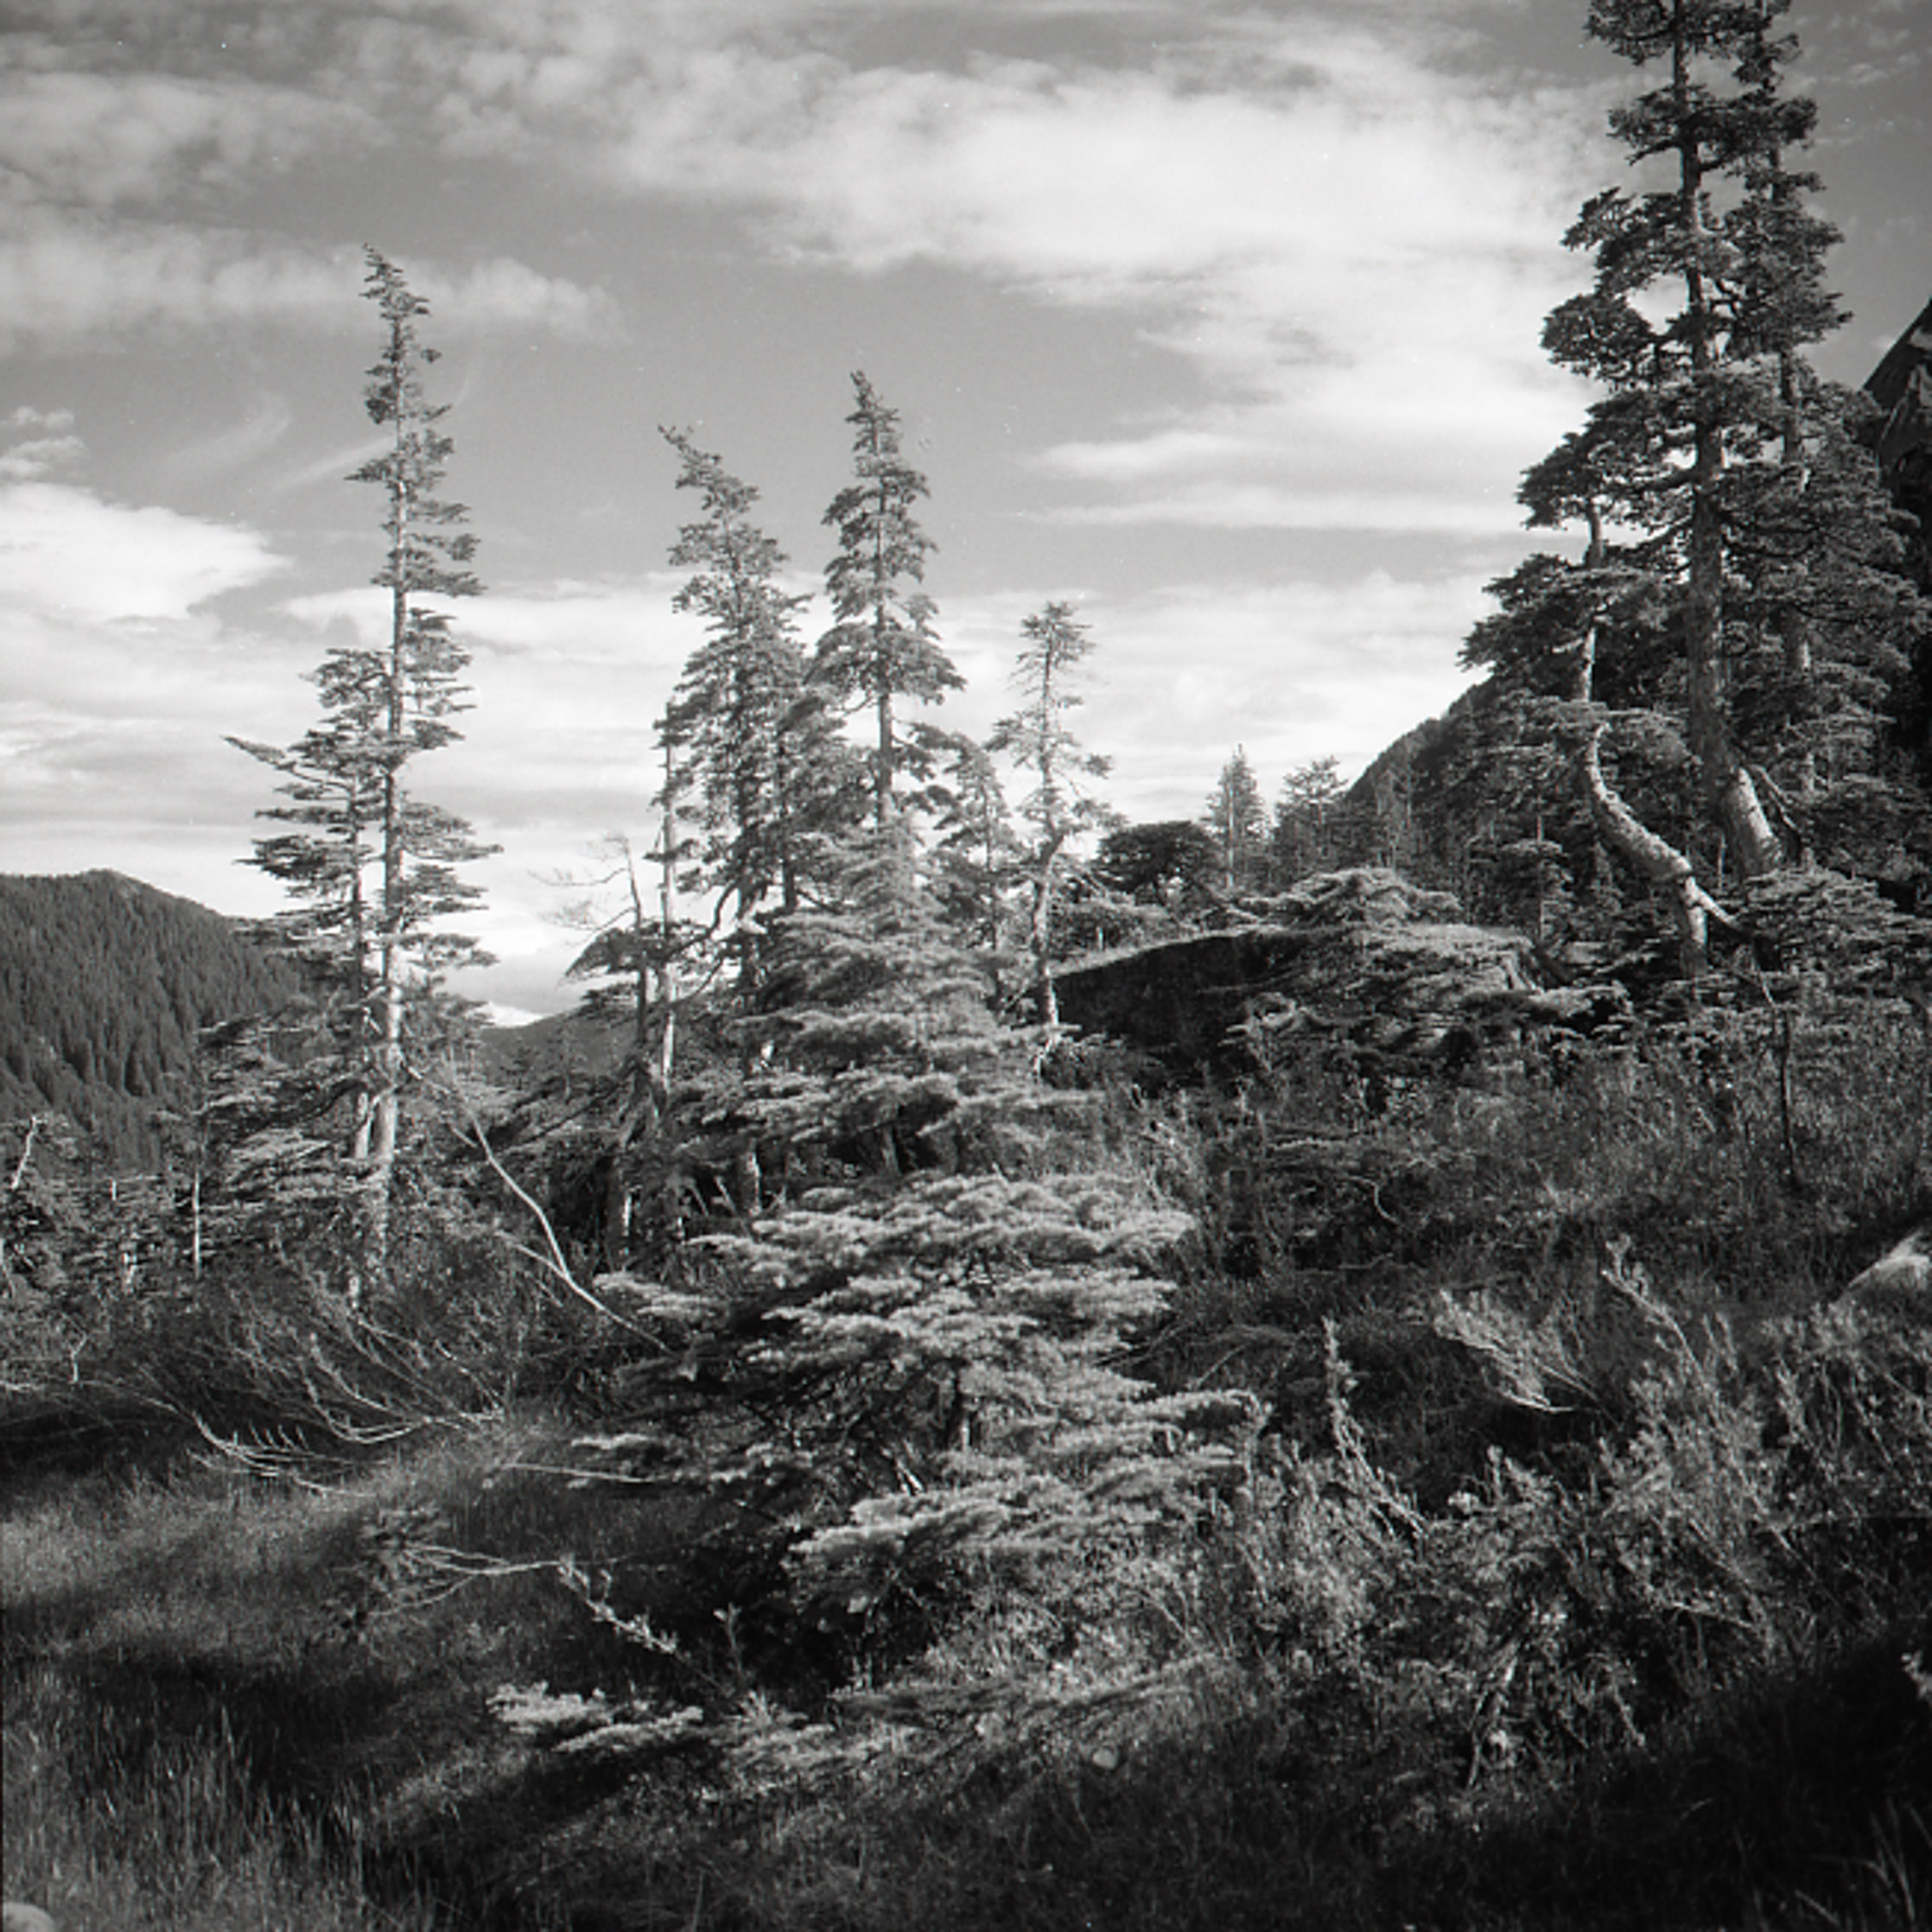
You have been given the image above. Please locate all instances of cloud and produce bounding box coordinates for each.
[0,67,377,207]
[0,27,620,350]
[0,477,287,622]
[0,474,314,915]
[433,10,1605,534]
[3,3,1594,523]
[0,207,624,350]
[0,430,86,481]
[939,569,1491,820]
[163,395,296,483]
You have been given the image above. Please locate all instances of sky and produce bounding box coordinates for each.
[2,0,1927,1020]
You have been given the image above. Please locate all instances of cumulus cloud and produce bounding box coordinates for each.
[0,470,312,914]
[0,16,620,349]
[633,32,1598,529]
[355,4,1604,534]
[0,477,286,623]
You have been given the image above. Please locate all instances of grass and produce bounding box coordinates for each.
[5,995,1931,1929]
[0,1420,668,1929]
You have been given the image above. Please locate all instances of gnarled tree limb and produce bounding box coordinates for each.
[1577,723,1736,974]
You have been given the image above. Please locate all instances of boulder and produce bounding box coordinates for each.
[1052,867,1616,1083]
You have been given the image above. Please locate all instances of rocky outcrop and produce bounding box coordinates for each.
[1052,867,1619,1082]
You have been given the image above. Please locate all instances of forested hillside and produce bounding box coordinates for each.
[0,872,302,1170]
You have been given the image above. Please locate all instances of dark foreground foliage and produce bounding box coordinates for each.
[5,982,1929,1932]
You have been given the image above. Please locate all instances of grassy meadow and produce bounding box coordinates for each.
[5,986,1931,1930]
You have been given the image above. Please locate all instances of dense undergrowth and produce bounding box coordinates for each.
[4,986,1931,1930]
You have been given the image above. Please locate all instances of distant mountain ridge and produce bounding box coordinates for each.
[0,871,305,1170]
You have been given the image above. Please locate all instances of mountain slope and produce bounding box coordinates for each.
[0,872,304,1170]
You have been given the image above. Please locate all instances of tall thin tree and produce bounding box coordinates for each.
[662,429,848,993]
[232,249,493,1241]
[988,602,1114,1026]
[1204,747,1269,895]
[816,373,962,825]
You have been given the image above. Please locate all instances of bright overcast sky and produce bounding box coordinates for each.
[2,0,1926,1018]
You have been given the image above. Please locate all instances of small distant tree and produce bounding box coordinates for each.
[816,373,962,826]
[988,601,1115,1026]
[1093,820,1221,912]
[1273,756,1348,882]
[929,734,1024,977]
[549,804,705,1269]
[230,249,494,1252]
[1204,747,1270,895]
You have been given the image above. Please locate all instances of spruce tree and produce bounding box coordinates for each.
[928,734,1025,982]
[231,249,493,1242]
[988,602,1115,1026]
[1204,747,1269,895]
[1465,2,1919,966]
[816,373,962,826]
[662,429,858,994]
[598,821,1256,1650]
[1273,756,1348,883]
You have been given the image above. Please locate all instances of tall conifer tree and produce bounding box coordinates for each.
[662,430,855,994]
[816,373,962,825]
[1464,0,1916,966]
[988,602,1115,1026]
[232,250,493,1238]
[1204,747,1269,895]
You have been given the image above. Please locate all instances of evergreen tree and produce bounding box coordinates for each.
[988,602,1115,1026]
[928,734,1025,982]
[662,431,858,992]
[1464,0,1920,968]
[1092,820,1222,918]
[551,812,704,1270]
[596,821,1256,1649]
[816,373,962,826]
[231,250,493,1241]
[1273,756,1349,883]
[1204,747,1269,895]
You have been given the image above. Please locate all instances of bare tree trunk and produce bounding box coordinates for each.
[1575,504,1605,703]
[1577,725,1733,975]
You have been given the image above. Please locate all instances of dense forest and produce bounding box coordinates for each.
[0,872,303,1171]
[5,6,1932,1930]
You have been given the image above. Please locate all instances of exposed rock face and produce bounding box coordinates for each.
[1052,867,1614,1082]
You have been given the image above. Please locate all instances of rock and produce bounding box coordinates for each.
[1846,1224,1931,1311]
[4,1904,59,1932]
[1052,867,1613,1083]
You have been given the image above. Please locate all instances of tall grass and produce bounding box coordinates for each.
[5,992,1929,1929]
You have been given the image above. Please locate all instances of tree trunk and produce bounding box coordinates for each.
[1577,725,1732,975]
[1031,838,1063,1029]
[1675,8,1782,884]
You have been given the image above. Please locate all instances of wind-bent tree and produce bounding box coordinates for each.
[816,373,962,825]
[1469,0,1916,967]
[662,430,855,995]
[988,602,1115,1026]
[232,249,493,1244]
